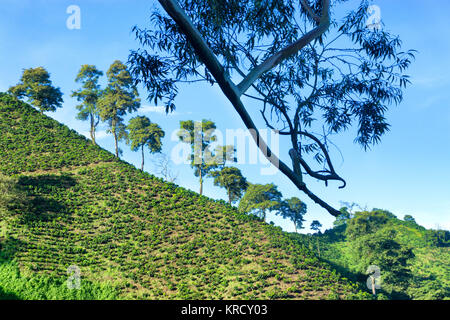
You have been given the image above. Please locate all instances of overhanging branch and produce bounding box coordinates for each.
[236,0,330,95]
[300,0,321,23]
[157,0,341,217]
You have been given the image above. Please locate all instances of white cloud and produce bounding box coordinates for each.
[82,130,109,140]
[412,74,449,88]
[95,130,109,139]
[140,105,176,115]
[139,105,188,116]
[418,95,444,110]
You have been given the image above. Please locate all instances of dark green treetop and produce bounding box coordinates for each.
[71,64,104,145]
[239,183,282,222]
[9,67,63,114]
[345,210,393,241]
[310,220,322,233]
[279,197,307,233]
[403,215,416,224]
[210,166,248,205]
[127,115,165,171]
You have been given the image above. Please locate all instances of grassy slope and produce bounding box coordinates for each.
[309,217,449,299]
[0,93,370,300]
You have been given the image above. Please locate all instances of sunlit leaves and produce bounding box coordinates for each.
[8,67,63,114]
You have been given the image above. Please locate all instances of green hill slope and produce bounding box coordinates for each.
[0,93,370,300]
[299,210,449,300]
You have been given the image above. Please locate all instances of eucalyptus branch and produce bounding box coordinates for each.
[300,0,321,23]
[236,0,331,95]
[157,0,341,217]
[138,0,413,217]
[283,130,346,188]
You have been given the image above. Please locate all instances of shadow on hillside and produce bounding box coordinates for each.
[0,237,25,260]
[18,174,76,191]
[15,174,76,224]
[0,286,19,300]
[0,243,21,300]
[321,257,366,284]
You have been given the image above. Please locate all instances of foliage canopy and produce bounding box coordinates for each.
[177,119,235,194]
[9,67,63,114]
[239,183,282,221]
[127,115,165,170]
[71,65,104,145]
[98,60,141,157]
[129,0,415,217]
[278,197,307,233]
[210,166,248,204]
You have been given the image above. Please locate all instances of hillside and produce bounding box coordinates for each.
[293,210,450,300]
[0,93,370,300]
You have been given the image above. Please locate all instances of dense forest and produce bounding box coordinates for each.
[292,208,449,300]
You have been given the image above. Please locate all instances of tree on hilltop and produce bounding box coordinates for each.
[9,67,63,114]
[177,119,235,195]
[310,219,323,257]
[279,197,307,233]
[71,65,104,145]
[98,60,140,158]
[127,115,165,170]
[239,183,282,222]
[211,166,248,205]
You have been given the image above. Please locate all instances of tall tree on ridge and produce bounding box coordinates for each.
[310,220,322,233]
[98,60,140,157]
[310,220,323,257]
[279,197,307,233]
[71,65,103,145]
[127,115,165,171]
[177,119,235,195]
[211,166,248,205]
[9,67,63,114]
[239,183,282,222]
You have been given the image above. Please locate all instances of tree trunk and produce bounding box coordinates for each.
[317,237,321,258]
[294,223,297,233]
[141,145,144,171]
[90,113,96,145]
[371,276,376,295]
[113,130,118,158]
[262,209,266,222]
[199,168,203,195]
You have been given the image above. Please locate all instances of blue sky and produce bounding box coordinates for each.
[1,0,449,232]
